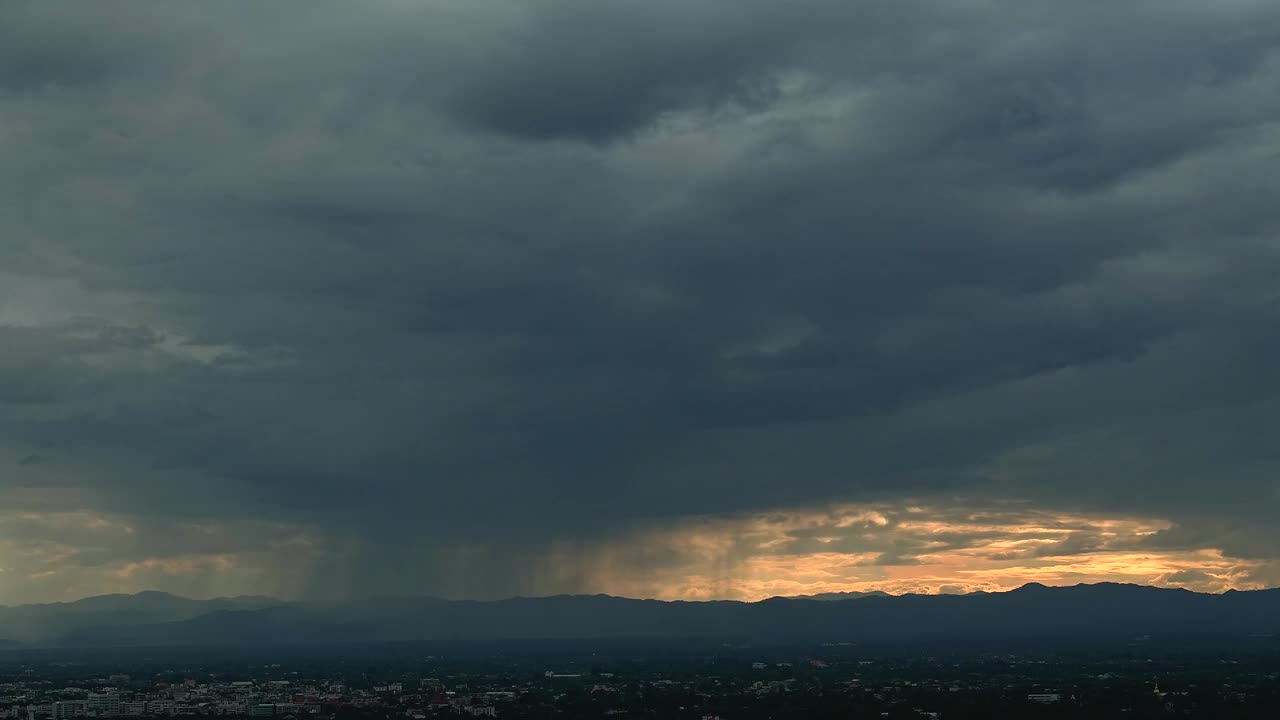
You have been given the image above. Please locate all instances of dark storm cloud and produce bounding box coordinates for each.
[2,0,1280,599]
[0,2,148,91]
[443,0,844,143]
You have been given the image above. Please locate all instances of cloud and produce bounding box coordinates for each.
[440,0,856,144]
[0,509,329,603]
[521,502,1270,600]
[0,0,1278,600]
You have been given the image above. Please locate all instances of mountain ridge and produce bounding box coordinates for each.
[9,581,1270,609]
[4,583,1279,650]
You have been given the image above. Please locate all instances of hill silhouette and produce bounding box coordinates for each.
[6,584,1279,650]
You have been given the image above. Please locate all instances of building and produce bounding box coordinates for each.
[87,695,121,718]
[53,702,87,720]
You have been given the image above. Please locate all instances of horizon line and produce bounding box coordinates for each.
[6,581,1277,608]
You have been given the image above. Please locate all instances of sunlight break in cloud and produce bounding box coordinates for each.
[564,503,1271,601]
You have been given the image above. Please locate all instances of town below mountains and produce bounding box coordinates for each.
[0,583,1277,650]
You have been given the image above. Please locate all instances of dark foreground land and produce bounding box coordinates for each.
[2,641,1279,720]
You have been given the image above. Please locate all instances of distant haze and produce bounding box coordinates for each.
[3,585,1280,651]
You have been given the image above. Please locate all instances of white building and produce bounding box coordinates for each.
[87,695,121,718]
[52,702,87,719]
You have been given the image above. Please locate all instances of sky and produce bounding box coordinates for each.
[1,0,1279,605]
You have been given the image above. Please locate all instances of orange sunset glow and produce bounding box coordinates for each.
[553,503,1273,602]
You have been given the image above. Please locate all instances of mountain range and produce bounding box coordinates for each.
[784,590,891,601]
[2,583,1278,650]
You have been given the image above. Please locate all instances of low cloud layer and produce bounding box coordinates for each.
[1,0,1279,603]
[581,503,1275,600]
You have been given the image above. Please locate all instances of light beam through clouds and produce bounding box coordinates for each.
[0,502,1270,604]
[560,503,1274,601]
